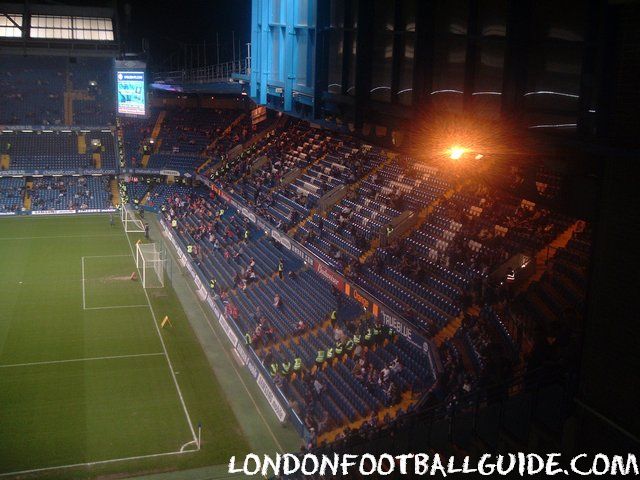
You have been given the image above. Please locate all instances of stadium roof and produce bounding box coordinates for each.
[0,1,119,56]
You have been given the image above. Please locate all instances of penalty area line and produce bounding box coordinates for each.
[0,352,165,369]
[0,233,123,241]
[84,304,149,310]
[0,449,196,478]
[81,256,86,309]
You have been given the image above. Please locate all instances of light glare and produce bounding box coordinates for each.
[448,146,466,160]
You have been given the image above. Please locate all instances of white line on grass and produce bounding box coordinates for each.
[0,233,123,241]
[0,449,194,478]
[160,226,285,453]
[123,230,199,447]
[0,352,165,369]
[81,256,86,309]
[81,255,150,310]
[84,304,149,310]
[180,439,200,453]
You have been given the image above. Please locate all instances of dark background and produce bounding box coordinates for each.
[120,0,251,69]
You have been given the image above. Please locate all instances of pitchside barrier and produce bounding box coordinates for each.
[1,208,117,216]
[197,175,441,374]
[159,219,308,441]
[0,169,117,177]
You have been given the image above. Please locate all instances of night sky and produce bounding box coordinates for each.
[121,0,251,70]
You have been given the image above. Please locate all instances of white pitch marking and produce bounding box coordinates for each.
[160,223,285,453]
[123,229,199,446]
[0,449,194,478]
[0,233,123,241]
[179,439,199,453]
[0,352,165,369]
[81,256,86,309]
[81,255,147,311]
[84,304,148,311]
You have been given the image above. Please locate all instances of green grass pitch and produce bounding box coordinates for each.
[0,215,250,479]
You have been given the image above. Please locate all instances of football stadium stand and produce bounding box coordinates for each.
[0,129,117,173]
[29,176,112,211]
[0,55,115,126]
[0,91,592,451]
[0,177,25,213]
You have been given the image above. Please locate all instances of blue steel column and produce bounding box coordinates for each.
[283,0,296,112]
[250,0,259,99]
[259,0,270,105]
[314,0,330,119]
[250,0,270,105]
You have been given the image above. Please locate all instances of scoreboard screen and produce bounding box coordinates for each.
[116,70,146,116]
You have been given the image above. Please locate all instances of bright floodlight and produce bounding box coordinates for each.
[448,146,466,160]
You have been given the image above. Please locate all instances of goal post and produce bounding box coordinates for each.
[136,242,165,288]
[122,204,145,233]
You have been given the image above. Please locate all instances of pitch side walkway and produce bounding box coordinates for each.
[130,217,300,480]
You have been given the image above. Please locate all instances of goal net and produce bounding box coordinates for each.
[136,242,165,288]
[122,204,145,233]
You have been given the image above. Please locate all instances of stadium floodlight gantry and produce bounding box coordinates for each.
[121,204,145,233]
[136,242,165,289]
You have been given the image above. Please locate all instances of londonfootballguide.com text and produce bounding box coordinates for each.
[229,452,638,477]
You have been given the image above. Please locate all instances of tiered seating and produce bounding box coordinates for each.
[163,191,436,437]
[144,183,193,209]
[69,57,116,126]
[158,108,238,155]
[0,130,116,171]
[281,331,434,434]
[146,154,203,172]
[30,176,111,211]
[295,155,441,271]
[0,55,65,125]
[0,54,114,126]
[109,106,591,446]
[125,181,150,203]
[364,160,451,211]
[0,177,24,213]
[219,120,339,213]
[208,115,272,159]
[515,234,591,337]
[120,108,245,172]
[120,112,158,168]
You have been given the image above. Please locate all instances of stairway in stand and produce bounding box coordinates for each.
[23,180,32,210]
[77,134,87,154]
[432,305,480,346]
[516,220,581,295]
[140,191,151,206]
[139,110,167,168]
[0,154,10,170]
[151,110,166,139]
[318,389,420,444]
[110,179,120,207]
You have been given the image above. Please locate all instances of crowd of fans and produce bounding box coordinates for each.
[29,176,112,211]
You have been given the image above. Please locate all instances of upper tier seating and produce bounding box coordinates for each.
[0,130,116,171]
[0,55,115,126]
[158,108,239,156]
[120,112,158,168]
